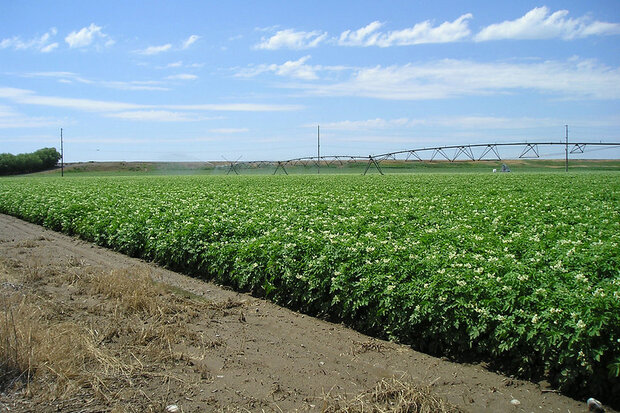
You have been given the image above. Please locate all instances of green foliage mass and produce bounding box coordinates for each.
[0,148,61,175]
[0,173,618,402]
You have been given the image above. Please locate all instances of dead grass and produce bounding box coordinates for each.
[0,259,214,411]
[0,295,36,392]
[321,377,464,413]
[89,267,164,315]
[0,293,124,401]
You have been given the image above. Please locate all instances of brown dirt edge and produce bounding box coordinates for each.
[0,213,613,413]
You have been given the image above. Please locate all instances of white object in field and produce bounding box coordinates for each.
[510,399,521,406]
[587,398,605,413]
[165,405,180,413]
[493,168,497,173]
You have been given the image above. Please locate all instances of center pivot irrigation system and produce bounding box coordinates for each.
[224,142,620,175]
[219,125,620,175]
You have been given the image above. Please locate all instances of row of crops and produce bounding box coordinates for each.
[0,173,618,401]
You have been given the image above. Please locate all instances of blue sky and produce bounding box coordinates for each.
[1,1,619,162]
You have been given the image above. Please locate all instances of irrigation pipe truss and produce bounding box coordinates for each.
[223,141,620,175]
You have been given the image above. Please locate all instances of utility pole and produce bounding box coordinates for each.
[565,124,568,172]
[60,127,64,177]
[317,124,320,174]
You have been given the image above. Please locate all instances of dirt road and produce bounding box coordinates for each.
[0,213,604,412]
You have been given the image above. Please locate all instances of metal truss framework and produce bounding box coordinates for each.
[223,141,620,175]
[227,155,368,175]
[364,141,620,175]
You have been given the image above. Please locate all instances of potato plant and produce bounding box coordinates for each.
[1,173,618,401]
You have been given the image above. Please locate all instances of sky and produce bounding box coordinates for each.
[1,0,620,162]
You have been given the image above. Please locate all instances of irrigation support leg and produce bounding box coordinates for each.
[227,164,239,175]
[273,162,288,175]
[565,124,569,172]
[363,156,384,175]
[373,157,384,175]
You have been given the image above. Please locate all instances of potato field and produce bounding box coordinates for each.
[1,173,618,401]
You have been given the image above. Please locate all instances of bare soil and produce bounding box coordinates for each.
[0,214,611,412]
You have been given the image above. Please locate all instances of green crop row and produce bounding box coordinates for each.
[1,173,618,402]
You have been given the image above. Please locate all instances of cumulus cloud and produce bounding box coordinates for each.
[65,23,113,48]
[255,29,327,50]
[270,55,318,79]
[166,73,198,80]
[137,44,173,55]
[40,43,58,52]
[295,58,620,100]
[0,28,59,52]
[475,6,620,41]
[339,14,472,46]
[136,35,201,55]
[182,35,200,49]
[338,21,384,46]
[235,56,348,80]
[236,56,318,80]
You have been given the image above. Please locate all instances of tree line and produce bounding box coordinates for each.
[0,148,61,175]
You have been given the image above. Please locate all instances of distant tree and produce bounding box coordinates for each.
[0,147,61,175]
[34,148,61,169]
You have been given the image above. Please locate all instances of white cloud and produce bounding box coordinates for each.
[475,7,620,41]
[170,103,301,112]
[137,44,172,55]
[182,35,200,49]
[0,105,17,117]
[295,58,620,100]
[313,116,577,132]
[0,104,63,129]
[339,14,472,47]
[166,73,198,80]
[255,25,280,33]
[209,128,249,134]
[100,81,169,91]
[338,21,384,46]
[0,28,58,52]
[158,61,203,70]
[65,23,113,48]
[417,116,563,129]
[317,118,410,130]
[235,56,348,80]
[271,55,318,80]
[0,87,144,112]
[23,71,93,85]
[106,110,204,122]
[40,42,59,53]
[137,35,203,56]
[22,72,168,91]
[0,86,302,114]
[255,29,327,50]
